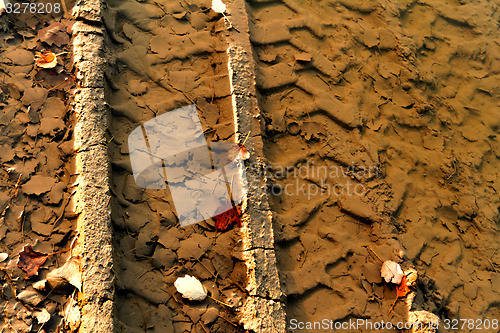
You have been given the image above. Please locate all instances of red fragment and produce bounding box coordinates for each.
[212,203,242,231]
[396,275,411,298]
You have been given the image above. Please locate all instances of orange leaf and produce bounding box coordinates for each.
[396,275,411,298]
[212,203,242,231]
[228,144,249,162]
[35,50,58,69]
[17,245,48,278]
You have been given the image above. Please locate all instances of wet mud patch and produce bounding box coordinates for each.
[104,0,247,331]
[0,2,79,332]
[246,0,499,330]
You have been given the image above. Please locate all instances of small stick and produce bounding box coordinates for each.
[60,0,68,15]
[12,174,22,197]
[48,77,69,91]
[199,322,209,333]
[240,131,251,146]
[219,315,238,327]
[207,295,233,309]
[367,246,384,263]
[387,296,398,315]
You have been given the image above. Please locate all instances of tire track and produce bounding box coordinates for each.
[104,0,247,331]
[247,0,499,329]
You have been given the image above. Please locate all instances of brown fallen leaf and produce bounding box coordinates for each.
[35,50,58,69]
[17,245,48,278]
[22,175,57,196]
[37,22,70,46]
[47,256,82,291]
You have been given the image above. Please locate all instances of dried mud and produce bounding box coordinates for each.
[0,3,78,332]
[246,0,499,331]
[104,0,247,332]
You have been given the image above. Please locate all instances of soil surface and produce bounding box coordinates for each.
[104,0,247,332]
[0,2,79,332]
[246,0,499,331]
[2,0,498,332]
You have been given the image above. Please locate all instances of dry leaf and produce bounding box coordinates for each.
[174,275,207,301]
[228,144,249,162]
[381,260,404,284]
[396,275,411,298]
[35,50,58,69]
[33,279,49,292]
[211,0,226,13]
[37,22,70,46]
[17,245,48,278]
[0,252,8,262]
[64,299,81,331]
[34,309,51,324]
[213,203,242,231]
[47,256,82,291]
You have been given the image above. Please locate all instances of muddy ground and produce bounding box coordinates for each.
[246,0,499,331]
[104,0,247,332]
[0,1,79,332]
[1,0,499,332]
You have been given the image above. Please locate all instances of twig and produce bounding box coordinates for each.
[199,322,209,333]
[48,77,69,91]
[240,131,251,146]
[219,315,238,327]
[483,252,499,273]
[207,295,233,309]
[366,246,384,263]
[12,174,22,197]
[387,296,398,315]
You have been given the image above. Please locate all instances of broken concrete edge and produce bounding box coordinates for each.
[72,1,115,333]
[225,0,287,332]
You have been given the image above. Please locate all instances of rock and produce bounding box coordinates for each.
[363,29,379,48]
[127,80,148,95]
[463,283,477,299]
[294,52,312,62]
[491,274,500,294]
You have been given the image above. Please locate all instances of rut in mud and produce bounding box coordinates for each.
[246,0,499,329]
[104,0,248,331]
